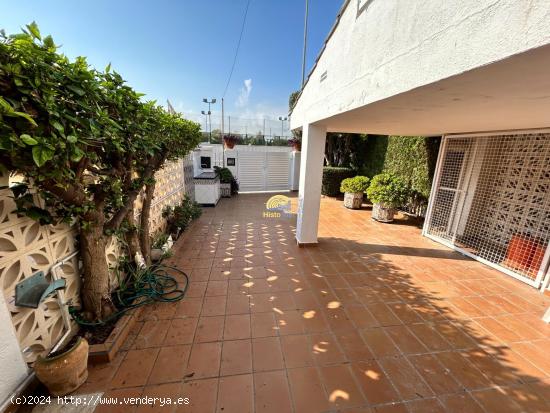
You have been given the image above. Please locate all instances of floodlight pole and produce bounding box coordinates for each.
[202,98,216,143]
[279,116,288,140]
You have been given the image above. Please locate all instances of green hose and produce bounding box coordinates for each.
[69,263,189,326]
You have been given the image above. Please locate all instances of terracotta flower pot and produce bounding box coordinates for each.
[372,202,396,223]
[223,138,236,149]
[34,337,89,396]
[344,192,363,209]
[504,234,545,272]
[292,142,301,152]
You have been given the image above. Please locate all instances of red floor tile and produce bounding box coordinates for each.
[216,374,253,413]
[287,367,331,413]
[253,370,293,413]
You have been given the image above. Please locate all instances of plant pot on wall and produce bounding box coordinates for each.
[288,138,301,152]
[372,202,396,223]
[223,135,237,149]
[34,337,89,396]
[151,235,173,261]
[344,192,363,209]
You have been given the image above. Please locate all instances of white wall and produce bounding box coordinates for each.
[291,0,550,134]
[0,276,28,406]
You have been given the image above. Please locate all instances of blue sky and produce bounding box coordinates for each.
[1,0,342,134]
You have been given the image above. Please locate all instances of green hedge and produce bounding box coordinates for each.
[360,136,440,200]
[322,167,355,197]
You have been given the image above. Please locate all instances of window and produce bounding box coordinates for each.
[200,156,211,169]
[227,158,236,166]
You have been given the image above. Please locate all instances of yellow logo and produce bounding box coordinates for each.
[264,195,292,218]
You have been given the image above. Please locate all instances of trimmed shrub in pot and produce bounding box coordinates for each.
[340,176,369,209]
[322,167,355,197]
[367,173,409,223]
[150,232,173,261]
[214,166,239,197]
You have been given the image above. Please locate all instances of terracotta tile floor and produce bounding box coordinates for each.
[81,194,550,412]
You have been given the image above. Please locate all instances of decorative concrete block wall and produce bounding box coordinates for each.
[0,158,188,367]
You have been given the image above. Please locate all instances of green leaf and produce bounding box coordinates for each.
[27,21,41,40]
[67,85,85,96]
[67,135,77,143]
[32,145,54,167]
[43,35,55,49]
[51,120,64,133]
[0,96,14,113]
[105,63,111,73]
[20,134,38,145]
[12,111,38,127]
[26,206,53,225]
[70,147,84,162]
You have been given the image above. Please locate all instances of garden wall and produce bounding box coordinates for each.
[0,158,190,366]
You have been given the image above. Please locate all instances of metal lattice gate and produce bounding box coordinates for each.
[424,131,550,287]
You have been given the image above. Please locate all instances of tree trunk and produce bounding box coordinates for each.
[140,181,155,265]
[79,215,114,321]
[125,208,141,263]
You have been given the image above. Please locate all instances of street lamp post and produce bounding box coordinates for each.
[278,116,288,141]
[201,110,210,142]
[202,98,216,143]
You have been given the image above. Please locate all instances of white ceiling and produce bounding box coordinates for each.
[317,44,550,136]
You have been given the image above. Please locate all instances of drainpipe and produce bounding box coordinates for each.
[48,251,79,352]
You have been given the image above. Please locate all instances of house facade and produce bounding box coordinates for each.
[290,0,550,290]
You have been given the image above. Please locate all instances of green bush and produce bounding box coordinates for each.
[152,232,169,249]
[162,196,202,234]
[367,173,409,207]
[360,135,441,200]
[214,166,239,194]
[322,167,355,197]
[340,176,370,194]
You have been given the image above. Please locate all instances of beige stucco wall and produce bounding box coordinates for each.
[291,0,550,131]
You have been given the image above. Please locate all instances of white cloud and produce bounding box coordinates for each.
[236,78,253,107]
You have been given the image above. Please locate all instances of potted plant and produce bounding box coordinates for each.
[288,137,301,152]
[340,176,370,209]
[367,173,409,222]
[150,232,173,261]
[34,336,89,396]
[214,166,238,197]
[223,135,238,149]
[163,196,202,238]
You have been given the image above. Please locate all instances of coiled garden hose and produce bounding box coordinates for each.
[69,263,189,326]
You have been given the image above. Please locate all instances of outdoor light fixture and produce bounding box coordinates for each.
[202,98,217,143]
[278,116,288,139]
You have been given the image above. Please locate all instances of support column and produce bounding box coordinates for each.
[296,123,326,245]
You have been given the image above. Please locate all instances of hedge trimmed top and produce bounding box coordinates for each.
[0,23,201,228]
[366,173,409,208]
[340,176,370,194]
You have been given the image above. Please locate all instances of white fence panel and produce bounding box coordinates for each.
[238,152,267,192]
[195,144,294,193]
[266,152,290,191]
